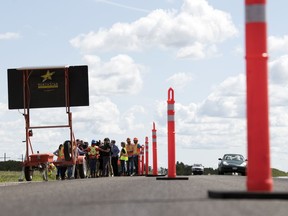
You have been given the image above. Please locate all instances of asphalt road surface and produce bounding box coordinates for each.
[1,175,288,216]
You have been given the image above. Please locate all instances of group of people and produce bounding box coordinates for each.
[53,137,142,179]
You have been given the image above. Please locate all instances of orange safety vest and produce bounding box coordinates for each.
[88,145,99,159]
[133,143,140,155]
[126,144,134,157]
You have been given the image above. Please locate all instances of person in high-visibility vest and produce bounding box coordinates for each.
[87,140,99,178]
[119,142,128,176]
[126,138,135,176]
[133,137,140,176]
[53,144,65,180]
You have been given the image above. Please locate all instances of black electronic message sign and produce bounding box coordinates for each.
[7,65,89,109]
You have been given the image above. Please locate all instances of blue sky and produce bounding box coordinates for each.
[1,0,288,171]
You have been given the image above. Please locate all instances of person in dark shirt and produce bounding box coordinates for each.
[110,140,120,176]
[99,138,111,177]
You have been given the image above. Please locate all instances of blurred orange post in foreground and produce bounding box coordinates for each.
[245,0,273,191]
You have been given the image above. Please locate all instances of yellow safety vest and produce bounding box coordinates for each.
[120,147,128,161]
[58,147,64,160]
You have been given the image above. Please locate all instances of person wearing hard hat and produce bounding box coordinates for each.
[87,140,99,178]
[119,141,128,176]
[53,143,66,180]
[126,137,135,176]
[99,138,111,177]
[110,140,120,176]
[133,137,141,176]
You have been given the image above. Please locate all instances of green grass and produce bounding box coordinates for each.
[0,171,56,182]
[272,168,288,177]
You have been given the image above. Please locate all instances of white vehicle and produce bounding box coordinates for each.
[192,164,204,175]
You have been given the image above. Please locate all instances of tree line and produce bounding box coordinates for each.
[176,161,218,175]
[0,160,22,171]
[175,161,288,176]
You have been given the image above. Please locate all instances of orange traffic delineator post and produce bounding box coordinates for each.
[141,145,145,175]
[245,0,272,192]
[152,122,158,175]
[146,122,165,177]
[137,146,142,176]
[157,88,188,180]
[145,136,149,175]
[209,0,288,199]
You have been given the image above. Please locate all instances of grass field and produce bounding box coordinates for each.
[0,171,56,182]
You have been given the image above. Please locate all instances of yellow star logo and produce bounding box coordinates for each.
[41,70,55,82]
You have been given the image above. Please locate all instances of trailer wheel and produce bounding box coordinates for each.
[24,166,33,181]
[78,163,87,178]
[64,140,72,161]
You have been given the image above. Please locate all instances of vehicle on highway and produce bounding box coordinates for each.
[218,154,247,176]
[192,164,204,175]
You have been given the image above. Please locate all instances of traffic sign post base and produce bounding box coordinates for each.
[208,190,288,200]
[156,176,189,180]
[146,174,166,177]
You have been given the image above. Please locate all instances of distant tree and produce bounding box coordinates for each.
[184,165,192,175]
[159,167,167,175]
[204,167,218,175]
[176,161,220,175]
[168,162,288,176]
[0,160,22,171]
[176,161,192,175]
[176,161,184,175]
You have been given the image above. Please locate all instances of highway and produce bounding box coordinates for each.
[1,175,288,216]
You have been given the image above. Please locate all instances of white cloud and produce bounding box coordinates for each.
[83,54,144,95]
[199,74,246,118]
[176,42,219,59]
[121,105,147,132]
[166,72,193,89]
[0,32,20,40]
[70,0,237,58]
[269,54,288,127]
[269,35,288,53]
[175,74,246,149]
[73,97,148,138]
[233,45,243,56]
[155,96,246,150]
[155,72,247,151]
[73,96,123,135]
[269,55,288,86]
[179,0,237,42]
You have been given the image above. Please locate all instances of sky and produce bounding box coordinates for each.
[1,0,288,171]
